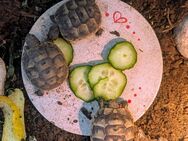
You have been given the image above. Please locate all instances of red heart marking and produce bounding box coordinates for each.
[113,11,128,23]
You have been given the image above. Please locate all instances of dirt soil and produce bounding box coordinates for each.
[0,0,188,141]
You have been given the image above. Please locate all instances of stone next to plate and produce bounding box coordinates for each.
[175,15,188,58]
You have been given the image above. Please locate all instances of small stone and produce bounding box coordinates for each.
[175,16,188,58]
[172,59,183,69]
[28,136,37,141]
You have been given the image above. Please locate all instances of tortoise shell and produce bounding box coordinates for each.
[23,34,68,91]
[54,0,101,41]
[91,100,138,141]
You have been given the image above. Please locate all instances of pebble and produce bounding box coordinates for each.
[175,16,188,58]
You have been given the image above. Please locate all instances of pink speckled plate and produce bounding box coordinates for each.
[21,0,163,136]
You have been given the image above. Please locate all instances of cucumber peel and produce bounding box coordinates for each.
[108,41,137,70]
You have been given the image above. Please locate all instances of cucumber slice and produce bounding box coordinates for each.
[93,75,126,100]
[88,63,111,88]
[69,66,94,102]
[53,38,73,65]
[108,41,137,70]
[88,63,127,100]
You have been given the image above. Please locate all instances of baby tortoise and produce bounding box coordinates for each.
[48,0,102,41]
[22,34,68,94]
[91,99,168,141]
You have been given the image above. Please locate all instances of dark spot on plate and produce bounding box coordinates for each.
[73,119,78,123]
[105,12,109,17]
[110,31,120,37]
[127,99,132,104]
[57,101,63,105]
[126,25,130,29]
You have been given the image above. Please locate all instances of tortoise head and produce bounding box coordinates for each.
[25,34,40,49]
[98,98,128,109]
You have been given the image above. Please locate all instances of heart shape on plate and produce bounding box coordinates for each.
[113,11,128,23]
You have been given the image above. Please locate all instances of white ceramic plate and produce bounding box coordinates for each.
[21,0,163,136]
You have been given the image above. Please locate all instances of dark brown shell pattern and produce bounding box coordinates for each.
[23,35,68,91]
[91,104,138,141]
[54,0,101,41]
